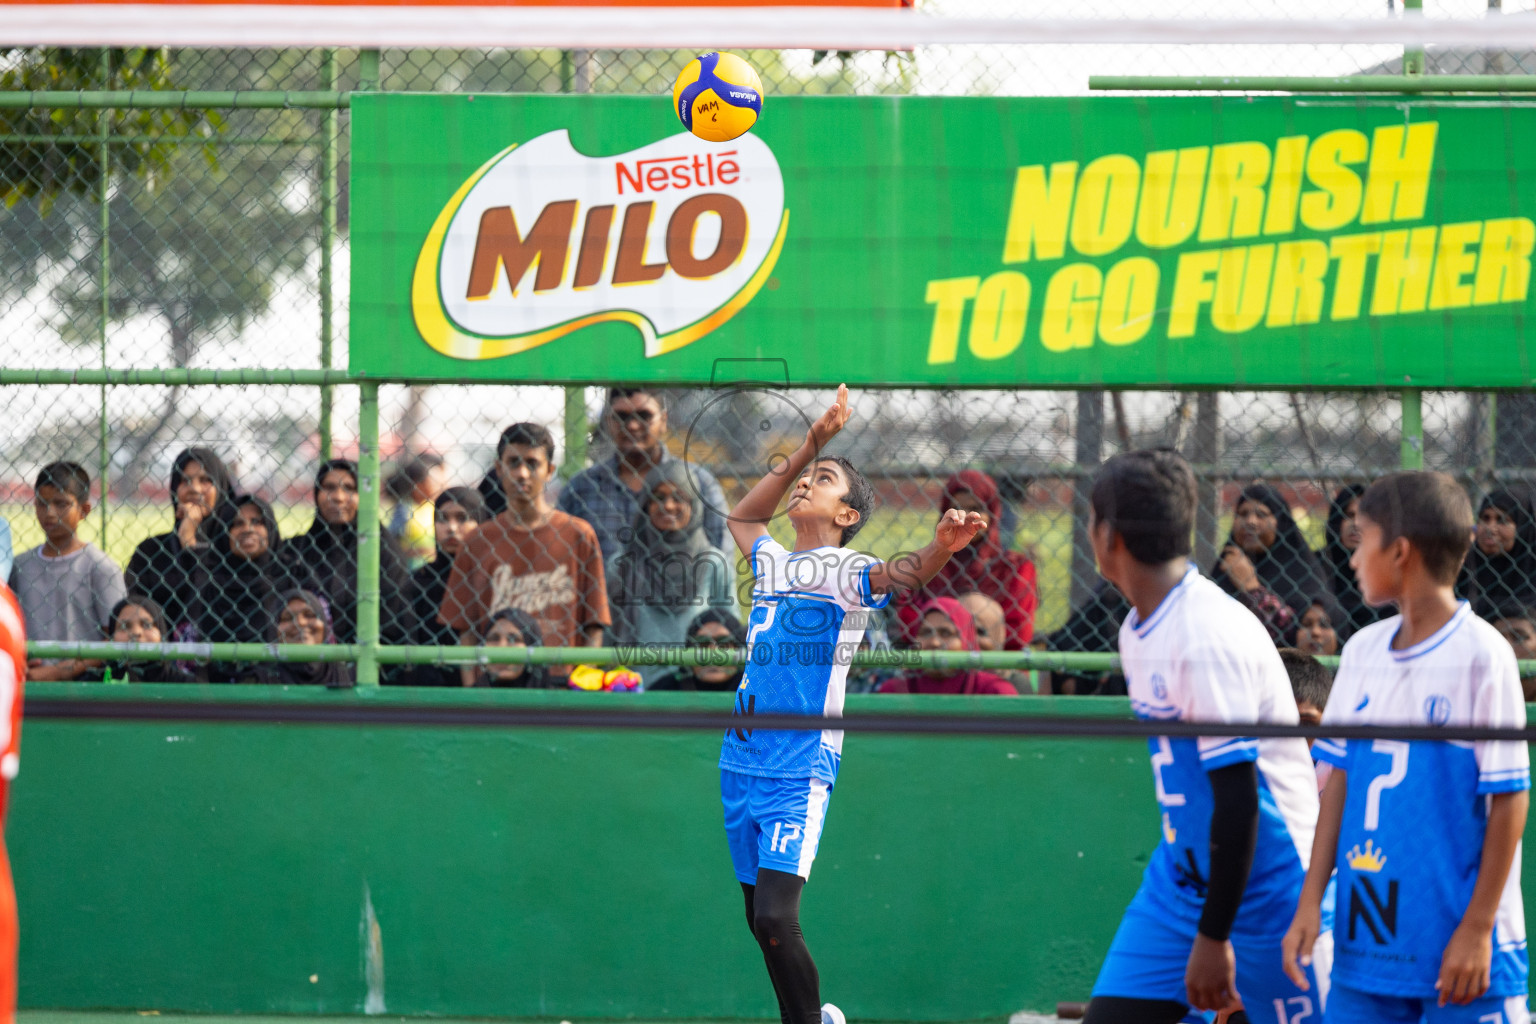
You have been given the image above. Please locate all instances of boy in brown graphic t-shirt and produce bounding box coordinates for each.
[440,423,609,678]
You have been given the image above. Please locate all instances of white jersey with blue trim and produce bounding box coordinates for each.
[719,536,890,783]
[1314,603,1530,998]
[1119,566,1320,926]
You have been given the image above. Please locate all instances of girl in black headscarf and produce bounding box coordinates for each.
[1211,483,1331,643]
[398,487,491,687]
[1459,489,1536,617]
[190,495,322,682]
[647,609,747,693]
[1322,484,1387,636]
[245,590,355,688]
[283,459,413,649]
[464,607,551,689]
[76,596,204,683]
[125,447,239,634]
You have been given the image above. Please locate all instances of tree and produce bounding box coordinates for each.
[0,48,218,212]
[0,48,321,494]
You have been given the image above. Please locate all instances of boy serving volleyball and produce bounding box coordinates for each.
[1284,473,1530,1024]
[1081,450,1325,1024]
[721,385,985,1024]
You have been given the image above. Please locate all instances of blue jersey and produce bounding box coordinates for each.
[1314,604,1530,999]
[1118,567,1320,931]
[718,536,888,783]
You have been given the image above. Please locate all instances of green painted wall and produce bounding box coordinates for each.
[12,685,1524,1020]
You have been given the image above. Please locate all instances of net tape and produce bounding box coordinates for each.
[21,694,1536,744]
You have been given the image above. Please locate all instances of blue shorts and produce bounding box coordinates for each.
[1093,882,1331,1020]
[1326,983,1530,1024]
[721,769,832,885]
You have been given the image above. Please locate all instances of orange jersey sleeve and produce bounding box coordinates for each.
[0,586,26,822]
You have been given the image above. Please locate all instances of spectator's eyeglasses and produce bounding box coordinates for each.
[610,408,657,425]
[688,636,740,649]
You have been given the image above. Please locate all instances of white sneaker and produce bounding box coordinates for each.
[821,1004,846,1024]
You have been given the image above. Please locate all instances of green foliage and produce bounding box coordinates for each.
[0,47,223,211]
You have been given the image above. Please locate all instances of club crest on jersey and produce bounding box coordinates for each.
[1423,693,1452,725]
[1150,673,1168,701]
[412,129,788,362]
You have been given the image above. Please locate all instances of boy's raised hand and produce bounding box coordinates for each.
[806,384,852,452]
[935,509,987,552]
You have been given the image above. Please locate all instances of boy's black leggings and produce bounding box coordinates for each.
[741,868,821,1024]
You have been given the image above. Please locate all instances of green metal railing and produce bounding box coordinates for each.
[27,641,1132,672]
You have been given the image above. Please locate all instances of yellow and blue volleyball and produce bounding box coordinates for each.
[672,52,763,143]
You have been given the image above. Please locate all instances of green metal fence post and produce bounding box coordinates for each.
[359,49,381,92]
[1401,388,1425,470]
[97,48,111,551]
[557,54,589,480]
[318,48,339,462]
[562,387,588,480]
[1404,0,1426,76]
[357,382,382,686]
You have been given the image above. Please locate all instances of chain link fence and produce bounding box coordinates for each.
[3,42,1534,689]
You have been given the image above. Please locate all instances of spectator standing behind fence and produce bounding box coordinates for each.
[286,459,413,654]
[125,448,238,636]
[893,470,1037,650]
[879,597,1017,695]
[78,596,202,684]
[189,495,322,683]
[552,387,727,560]
[243,590,353,687]
[386,453,447,570]
[1042,580,1130,695]
[402,487,491,687]
[462,607,550,688]
[1321,484,1386,636]
[442,424,609,679]
[1458,489,1536,617]
[607,461,736,686]
[959,591,1036,694]
[11,462,125,681]
[1292,595,1344,657]
[1209,483,1330,643]
[647,609,745,692]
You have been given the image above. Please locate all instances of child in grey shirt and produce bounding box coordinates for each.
[9,462,126,680]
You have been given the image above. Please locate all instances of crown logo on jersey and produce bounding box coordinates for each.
[1347,840,1388,873]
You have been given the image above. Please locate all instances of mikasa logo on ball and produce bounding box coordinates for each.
[412,129,788,361]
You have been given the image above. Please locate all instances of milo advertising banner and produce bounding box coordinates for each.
[350,94,1536,386]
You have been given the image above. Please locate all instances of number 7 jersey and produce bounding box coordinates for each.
[1118,566,1320,928]
[1314,602,1530,999]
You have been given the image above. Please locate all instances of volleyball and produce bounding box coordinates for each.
[672,52,763,143]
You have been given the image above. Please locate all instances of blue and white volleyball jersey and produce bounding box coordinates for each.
[718,536,890,783]
[1119,566,1321,930]
[1314,603,1530,999]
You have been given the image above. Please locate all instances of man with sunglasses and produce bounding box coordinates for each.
[557,388,728,561]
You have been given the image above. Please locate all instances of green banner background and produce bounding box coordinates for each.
[350,94,1536,387]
